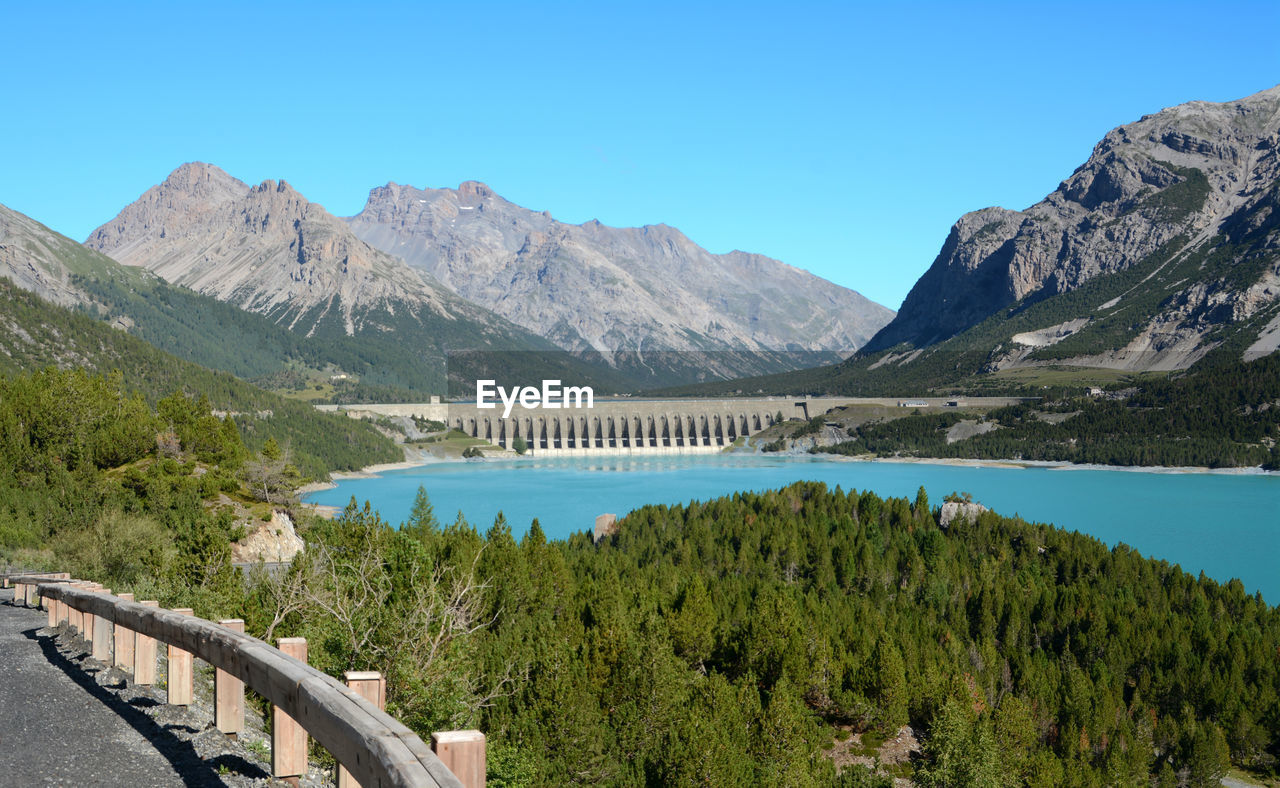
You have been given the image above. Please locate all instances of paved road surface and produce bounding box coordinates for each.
[0,588,191,786]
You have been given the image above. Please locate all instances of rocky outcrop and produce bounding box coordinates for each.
[593,513,618,544]
[867,85,1280,355]
[939,500,989,528]
[346,180,894,354]
[232,509,304,564]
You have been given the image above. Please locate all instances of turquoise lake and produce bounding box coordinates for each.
[304,455,1280,604]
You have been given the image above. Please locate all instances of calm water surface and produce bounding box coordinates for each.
[304,455,1280,603]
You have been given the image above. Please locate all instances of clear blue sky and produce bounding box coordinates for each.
[2,1,1277,309]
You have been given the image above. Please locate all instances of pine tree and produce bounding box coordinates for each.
[405,485,439,534]
[871,635,908,731]
[669,574,714,668]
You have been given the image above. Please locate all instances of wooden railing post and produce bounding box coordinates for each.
[77,582,93,634]
[215,619,244,738]
[91,587,113,662]
[273,637,309,783]
[66,583,78,630]
[431,731,486,788]
[46,591,58,627]
[134,600,159,685]
[113,593,135,669]
[337,671,388,788]
[81,584,98,643]
[167,608,194,705]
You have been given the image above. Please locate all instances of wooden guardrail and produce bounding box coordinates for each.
[8,577,484,788]
[2,571,68,592]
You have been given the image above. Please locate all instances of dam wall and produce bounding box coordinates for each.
[316,396,1030,454]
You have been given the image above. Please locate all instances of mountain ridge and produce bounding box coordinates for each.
[84,162,457,337]
[657,86,1280,397]
[866,84,1280,360]
[345,178,893,354]
[2,193,574,396]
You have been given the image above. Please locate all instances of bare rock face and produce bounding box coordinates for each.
[84,163,457,336]
[593,513,618,543]
[0,202,95,307]
[232,509,304,564]
[939,500,989,528]
[346,181,894,354]
[869,85,1280,353]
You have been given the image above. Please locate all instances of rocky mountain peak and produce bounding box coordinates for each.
[161,161,245,198]
[85,162,247,254]
[346,180,894,354]
[84,164,457,335]
[867,84,1280,352]
[457,180,494,201]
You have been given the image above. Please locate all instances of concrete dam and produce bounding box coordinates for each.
[319,398,795,455]
[316,396,1027,456]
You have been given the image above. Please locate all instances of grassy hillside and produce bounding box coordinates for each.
[0,279,399,478]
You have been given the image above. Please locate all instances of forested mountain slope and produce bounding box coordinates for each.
[815,353,1280,469]
[0,279,398,478]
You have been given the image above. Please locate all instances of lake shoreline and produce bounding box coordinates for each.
[300,448,1277,496]
[297,449,443,495]
[300,448,1279,602]
[836,454,1278,476]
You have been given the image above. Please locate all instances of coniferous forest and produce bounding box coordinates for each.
[817,354,1280,470]
[3,370,1276,786]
